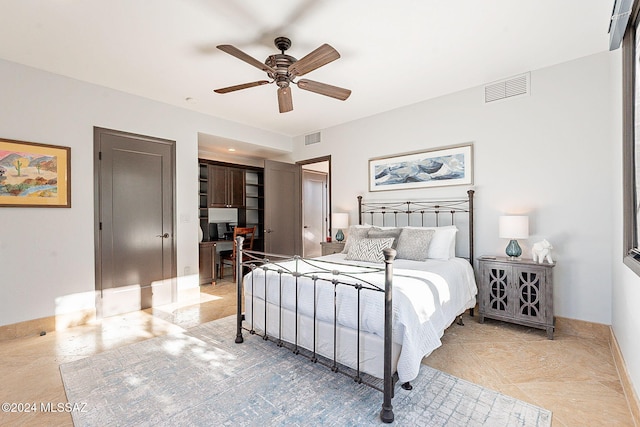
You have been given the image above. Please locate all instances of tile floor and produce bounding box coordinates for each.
[0,278,636,426]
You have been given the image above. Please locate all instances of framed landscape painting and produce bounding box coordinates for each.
[369,144,473,192]
[0,138,71,207]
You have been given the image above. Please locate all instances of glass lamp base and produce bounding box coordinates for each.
[336,229,345,242]
[505,239,522,258]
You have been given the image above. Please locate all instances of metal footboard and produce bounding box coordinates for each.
[234,239,399,423]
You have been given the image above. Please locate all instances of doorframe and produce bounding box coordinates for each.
[297,155,332,241]
[301,169,328,257]
[93,127,177,318]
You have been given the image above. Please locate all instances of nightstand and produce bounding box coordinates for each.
[477,256,556,339]
[320,241,345,255]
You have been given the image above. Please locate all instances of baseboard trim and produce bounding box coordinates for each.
[554,316,610,342]
[0,309,96,340]
[1,286,199,341]
[610,328,640,427]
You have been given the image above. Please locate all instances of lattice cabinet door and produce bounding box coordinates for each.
[481,263,515,319]
[477,257,555,339]
[514,266,550,324]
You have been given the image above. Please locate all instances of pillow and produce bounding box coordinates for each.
[367,227,402,248]
[428,226,457,260]
[341,225,371,254]
[395,228,436,261]
[345,237,395,263]
[405,225,458,260]
[363,223,398,230]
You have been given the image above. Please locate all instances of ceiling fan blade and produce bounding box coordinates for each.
[278,87,293,113]
[288,44,340,77]
[297,79,351,100]
[217,44,276,74]
[214,80,271,94]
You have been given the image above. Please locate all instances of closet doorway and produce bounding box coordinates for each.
[299,156,331,258]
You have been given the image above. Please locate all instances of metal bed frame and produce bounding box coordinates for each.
[234,189,474,423]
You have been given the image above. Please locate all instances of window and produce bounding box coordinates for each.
[623,3,640,275]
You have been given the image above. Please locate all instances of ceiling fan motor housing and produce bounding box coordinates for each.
[266,54,297,88]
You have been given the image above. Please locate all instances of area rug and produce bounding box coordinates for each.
[60,315,552,426]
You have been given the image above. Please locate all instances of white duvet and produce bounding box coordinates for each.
[243,253,477,383]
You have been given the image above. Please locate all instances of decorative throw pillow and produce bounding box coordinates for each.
[405,225,458,260]
[345,237,395,263]
[367,227,402,248]
[395,228,436,261]
[341,225,371,254]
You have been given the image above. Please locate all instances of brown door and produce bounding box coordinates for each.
[94,127,175,317]
[264,160,301,255]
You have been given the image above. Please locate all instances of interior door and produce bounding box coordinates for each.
[94,127,175,317]
[264,160,301,255]
[302,170,327,257]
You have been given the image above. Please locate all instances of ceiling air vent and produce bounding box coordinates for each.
[304,131,321,145]
[484,73,530,104]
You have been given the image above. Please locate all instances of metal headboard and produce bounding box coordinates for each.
[357,189,475,263]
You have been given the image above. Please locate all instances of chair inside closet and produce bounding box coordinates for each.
[219,226,256,280]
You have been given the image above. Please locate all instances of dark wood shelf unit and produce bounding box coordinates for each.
[240,169,264,251]
[198,159,265,282]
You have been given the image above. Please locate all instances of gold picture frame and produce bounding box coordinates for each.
[0,138,71,207]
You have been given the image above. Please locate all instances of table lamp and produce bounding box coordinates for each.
[499,215,529,258]
[332,213,349,242]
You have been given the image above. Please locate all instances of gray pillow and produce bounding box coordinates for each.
[342,226,371,253]
[395,228,436,261]
[367,227,402,249]
[345,238,396,263]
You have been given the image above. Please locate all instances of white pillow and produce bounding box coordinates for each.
[345,237,396,263]
[405,225,457,260]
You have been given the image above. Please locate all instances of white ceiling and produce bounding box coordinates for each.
[0,1,614,138]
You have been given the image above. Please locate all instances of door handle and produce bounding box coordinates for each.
[265,229,273,233]
[156,233,170,238]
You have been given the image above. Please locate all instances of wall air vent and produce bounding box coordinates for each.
[484,72,530,104]
[304,131,321,145]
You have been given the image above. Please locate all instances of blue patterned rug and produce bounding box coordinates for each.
[60,315,552,426]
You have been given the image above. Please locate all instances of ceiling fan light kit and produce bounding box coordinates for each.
[214,37,351,113]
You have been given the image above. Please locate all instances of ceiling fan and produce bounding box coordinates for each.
[214,37,351,113]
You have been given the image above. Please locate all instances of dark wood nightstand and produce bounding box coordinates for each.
[320,241,345,255]
[477,256,556,339]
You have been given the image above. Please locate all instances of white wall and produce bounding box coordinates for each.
[0,59,291,327]
[293,51,619,325]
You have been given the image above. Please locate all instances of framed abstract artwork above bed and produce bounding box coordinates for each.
[369,143,473,192]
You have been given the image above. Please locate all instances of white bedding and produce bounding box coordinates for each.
[243,253,477,383]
